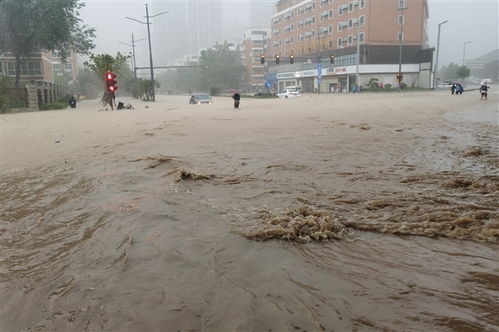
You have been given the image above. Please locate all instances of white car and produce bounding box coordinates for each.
[277,89,301,98]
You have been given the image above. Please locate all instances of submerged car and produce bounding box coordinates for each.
[277,89,301,98]
[189,94,213,104]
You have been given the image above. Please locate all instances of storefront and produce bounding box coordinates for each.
[271,63,430,93]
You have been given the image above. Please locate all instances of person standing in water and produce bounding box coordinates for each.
[480,83,489,100]
[233,92,240,109]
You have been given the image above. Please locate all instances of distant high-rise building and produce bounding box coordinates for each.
[152,1,222,65]
[249,1,274,28]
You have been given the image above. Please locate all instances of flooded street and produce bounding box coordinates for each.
[1,92,498,331]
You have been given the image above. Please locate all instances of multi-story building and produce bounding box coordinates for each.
[269,0,432,92]
[241,29,270,93]
[0,51,78,83]
[51,51,78,82]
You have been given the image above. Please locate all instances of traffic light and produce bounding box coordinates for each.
[330,55,335,65]
[275,55,280,64]
[396,72,403,82]
[105,71,118,93]
[260,54,265,64]
[289,54,294,64]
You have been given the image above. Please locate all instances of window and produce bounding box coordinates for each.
[329,25,333,33]
[349,3,353,12]
[338,38,343,47]
[360,0,366,8]
[397,32,404,42]
[6,62,15,76]
[348,19,353,28]
[338,22,343,31]
[399,0,405,9]
[359,32,365,42]
[338,7,343,15]
[398,15,404,25]
[348,35,353,45]
[329,40,333,48]
[359,15,365,26]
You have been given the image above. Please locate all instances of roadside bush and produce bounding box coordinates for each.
[127,78,160,101]
[0,77,12,111]
[384,83,392,89]
[400,82,407,89]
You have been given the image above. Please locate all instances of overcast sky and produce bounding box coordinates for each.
[80,0,499,67]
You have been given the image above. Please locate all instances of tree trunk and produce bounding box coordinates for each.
[100,91,114,110]
[15,55,21,88]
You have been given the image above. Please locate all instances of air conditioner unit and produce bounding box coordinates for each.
[353,0,359,6]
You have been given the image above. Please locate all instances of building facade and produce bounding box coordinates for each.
[241,29,270,92]
[0,51,78,84]
[268,0,432,92]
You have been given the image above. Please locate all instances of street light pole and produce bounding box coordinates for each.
[433,20,448,89]
[355,22,361,92]
[317,22,321,94]
[462,40,472,66]
[397,2,407,91]
[119,34,147,79]
[126,4,167,102]
[145,4,155,101]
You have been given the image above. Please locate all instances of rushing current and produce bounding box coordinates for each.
[1,92,498,331]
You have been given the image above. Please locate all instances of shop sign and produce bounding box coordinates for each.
[277,72,295,79]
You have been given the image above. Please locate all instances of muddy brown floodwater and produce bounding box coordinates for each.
[1,91,498,331]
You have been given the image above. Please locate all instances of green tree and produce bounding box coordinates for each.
[53,71,73,87]
[0,0,95,87]
[127,78,160,101]
[439,63,460,80]
[73,68,101,99]
[83,52,130,108]
[456,66,471,81]
[199,42,245,95]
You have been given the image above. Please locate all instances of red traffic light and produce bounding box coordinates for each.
[105,71,118,93]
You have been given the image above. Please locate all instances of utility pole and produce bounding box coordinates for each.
[462,41,472,66]
[317,22,321,94]
[355,22,361,92]
[126,4,167,101]
[433,20,448,89]
[119,33,147,79]
[397,1,406,91]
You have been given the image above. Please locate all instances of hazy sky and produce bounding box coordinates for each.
[80,0,499,67]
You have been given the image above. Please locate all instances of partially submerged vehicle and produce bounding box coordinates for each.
[189,93,213,104]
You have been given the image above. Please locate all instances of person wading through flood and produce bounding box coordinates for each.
[480,83,489,100]
[233,92,241,109]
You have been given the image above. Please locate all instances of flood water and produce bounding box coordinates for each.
[1,95,498,331]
